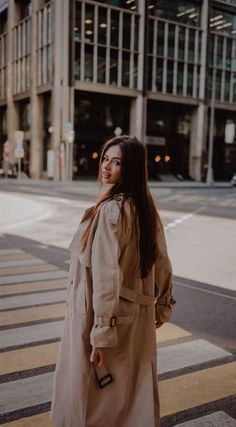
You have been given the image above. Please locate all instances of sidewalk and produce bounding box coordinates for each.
[0,177,233,191]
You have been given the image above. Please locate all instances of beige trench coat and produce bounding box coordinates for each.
[50,195,174,427]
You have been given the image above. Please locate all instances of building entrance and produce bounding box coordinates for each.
[147,100,193,180]
[73,91,130,177]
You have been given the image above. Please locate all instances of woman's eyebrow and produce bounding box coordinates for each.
[104,155,122,160]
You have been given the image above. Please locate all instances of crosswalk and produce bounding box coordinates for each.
[0,248,235,426]
[159,193,236,209]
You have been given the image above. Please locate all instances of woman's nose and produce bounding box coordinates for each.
[105,160,111,170]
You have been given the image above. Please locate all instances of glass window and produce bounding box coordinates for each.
[98,7,107,45]
[123,13,131,49]
[85,4,94,43]
[149,0,200,27]
[97,47,106,83]
[47,45,53,82]
[84,44,93,82]
[187,64,193,96]
[148,56,153,90]
[188,29,195,63]
[133,53,138,88]
[149,19,154,54]
[110,10,119,47]
[47,7,52,43]
[208,35,214,67]
[233,73,236,103]
[215,70,222,100]
[226,38,232,70]
[210,9,236,35]
[216,36,223,68]
[122,51,130,86]
[224,71,230,102]
[208,69,213,99]
[168,24,175,59]
[110,49,118,85]
[177,62,184,94]
[156,59,163,91]
[75,43,81,80]
[157,21,164,56]
[134,16,139,51]
[167,60,174,93]
[94,1,138,11]
[75,1,82,42]
[178,27,185,61]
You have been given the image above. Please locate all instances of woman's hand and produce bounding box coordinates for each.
[155,321,164,329]
[90,347,105,367]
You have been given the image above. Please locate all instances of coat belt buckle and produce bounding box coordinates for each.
[110,316,117,327]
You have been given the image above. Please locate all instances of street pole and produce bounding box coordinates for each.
[206,35,217,185]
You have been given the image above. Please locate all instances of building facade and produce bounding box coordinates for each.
[0,0,236,181]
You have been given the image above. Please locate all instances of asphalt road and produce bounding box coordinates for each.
[0,180,235,426]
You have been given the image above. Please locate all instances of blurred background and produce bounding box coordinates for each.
[0,0,236,182]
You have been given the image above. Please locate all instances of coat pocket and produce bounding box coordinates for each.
[75,280,87,314]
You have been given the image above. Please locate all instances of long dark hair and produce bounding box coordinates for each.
[80,135,159,278]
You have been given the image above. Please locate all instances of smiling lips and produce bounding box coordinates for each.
[102,172,111,178]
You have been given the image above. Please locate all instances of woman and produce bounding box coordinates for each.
[50,135,175,427]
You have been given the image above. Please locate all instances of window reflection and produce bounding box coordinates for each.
[85,4,94,43]
[210,9,236,35]
[74,1,139,89]
[149,0,200,27]
[98,7,107,45]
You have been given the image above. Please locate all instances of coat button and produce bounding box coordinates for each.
[70,280,73,285]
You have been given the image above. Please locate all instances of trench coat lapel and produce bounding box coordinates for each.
[68,206,99,268]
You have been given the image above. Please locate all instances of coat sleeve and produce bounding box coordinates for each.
[90,199,125,348]
[155,221,176,323]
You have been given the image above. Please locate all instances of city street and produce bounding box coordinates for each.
[0,180,235,426]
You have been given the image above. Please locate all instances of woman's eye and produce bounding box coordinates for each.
[112,160,120,166]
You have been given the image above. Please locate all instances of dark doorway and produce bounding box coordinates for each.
[74,91,130,177]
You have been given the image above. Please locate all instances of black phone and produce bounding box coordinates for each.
[93,362,113,389]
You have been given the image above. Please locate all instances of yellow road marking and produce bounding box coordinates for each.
[0,279,67,296]
[0,254,34,262]
[0,342,60,375]
[157,323,192,344]
[1,412,53,426]
[0,264,58,276]
[0,303,65,326]
[160,361,236,417]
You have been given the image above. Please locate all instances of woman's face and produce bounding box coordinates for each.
[101,145,122,185]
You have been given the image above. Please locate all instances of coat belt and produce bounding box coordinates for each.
[95,315,136,327]
[119,286,156,306]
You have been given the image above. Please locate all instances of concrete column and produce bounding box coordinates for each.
[30,0,44,179]
[51,0,74,180]
[190,104,208,181]
[6,1,19,163]
[129,0,146,143]
[189,0,209,181]
[129,96,147,142]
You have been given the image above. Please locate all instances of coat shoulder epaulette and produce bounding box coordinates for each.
[104,195,124,225]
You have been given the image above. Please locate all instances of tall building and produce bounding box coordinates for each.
[0,0,236,181]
